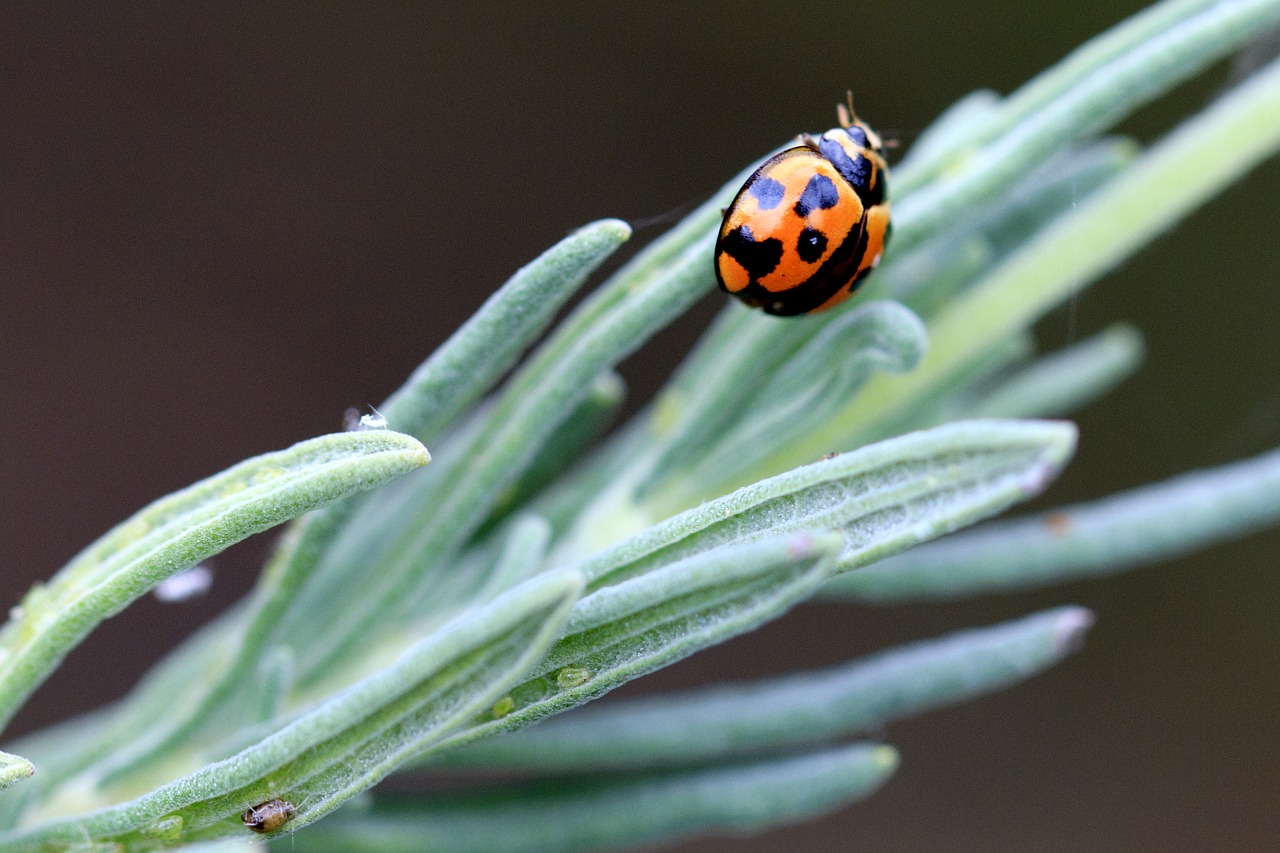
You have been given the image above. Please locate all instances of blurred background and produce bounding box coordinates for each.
[1,2,1277,850]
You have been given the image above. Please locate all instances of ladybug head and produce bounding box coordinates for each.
[836,100,885,156]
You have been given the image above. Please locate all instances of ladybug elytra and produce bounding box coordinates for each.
[715,98,891,316]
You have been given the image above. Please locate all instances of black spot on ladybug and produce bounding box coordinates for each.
[793,174,840,217]
[721,225,784,281]
[843,125,870,148]
[796,227,828,263]
[748,176,786,210]
[733,214,871,316]
[818,139,882,206]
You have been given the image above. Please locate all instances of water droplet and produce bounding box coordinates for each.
[142,815,184,841]
[153,565,214,603]
[555,665,592,689]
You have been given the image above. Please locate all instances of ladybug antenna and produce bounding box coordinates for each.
[838,90,857,126]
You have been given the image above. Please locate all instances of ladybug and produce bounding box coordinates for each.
[715,98,891,316]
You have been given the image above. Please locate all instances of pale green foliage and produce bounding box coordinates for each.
[3,1,1280,851]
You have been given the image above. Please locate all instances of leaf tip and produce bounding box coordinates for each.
[1018,419,1078,495]
[576,217,633,246]
[1052,605,1095,657]
[869,744,900,774]
[0,750,35,791]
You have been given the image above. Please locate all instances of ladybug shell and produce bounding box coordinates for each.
[715,122,890,316]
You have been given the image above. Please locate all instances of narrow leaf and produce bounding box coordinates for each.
[570,420,1076,587]
[965,324,1145,419]
[4,572,581,850]
[892,0,1280,250]
[281,210,725,681]
[304,744,898,853]
[477,514,553,598]
[442,607,1092,772]
[171,222,642,774]
[0,431,429,736]
[5,607,245,812]
[671,301,927,506]
[894,0,1215,193]
[777,52,1280,470]
[0,752,34,793]
[426,532,841,758]
[825,443,1280,602]
[379,218,631,444]
[485,370,625,526]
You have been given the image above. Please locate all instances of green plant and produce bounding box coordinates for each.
[3,0,1279,849]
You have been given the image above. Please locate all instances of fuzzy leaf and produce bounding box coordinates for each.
[276,195,730,682]
[826,443,1280,602]
[302,744,898,853]
[0,432,429,737]
[477,514,554,598]
[424,532,842,758]
[568,420,1076,585]
[892,0,1280,250]
[4,572,581,852]
[777,52,1280,470]
[668,301,928,506]
[485,370,625,526]
[965,324,1145,419]
[379,218,632,445]
[0,753,35,794]
[441,607,1092,771]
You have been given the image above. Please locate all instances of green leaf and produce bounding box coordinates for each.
[964,324,1145,419]
[5,572,581,851]
[378,218,632,445]
[894,89,999,185]
[894,0,1218,194]
[825,443,1280,602]
[301,744,898,853]
[441,606,1092,772]
[476,514,553,598]
[4,608,245,817]
[566,420,1076,584]
[892,0,1280,251]
[426,532,842,758]
[664,301,928,506]
[776,52,1280,471]
[276,195,730,682]
[0,431,429,737]
[0,752,35,793]
[640,305,806,495]
[170,841,261,853]
[484,370,625,527]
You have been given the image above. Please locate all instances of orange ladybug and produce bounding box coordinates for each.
[715,98,891,316]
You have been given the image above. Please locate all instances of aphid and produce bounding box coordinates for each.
[715,95,891,316]
[241,798,297,834]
